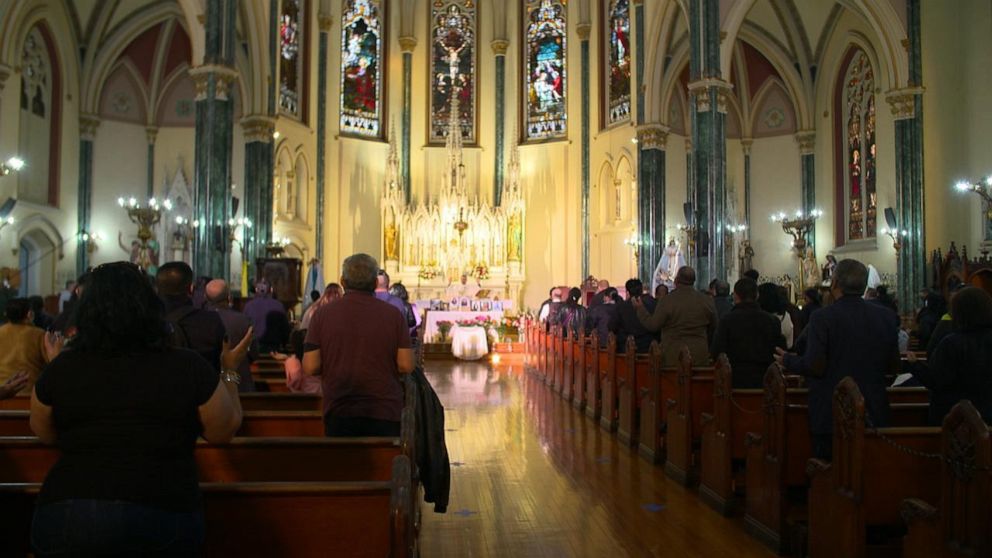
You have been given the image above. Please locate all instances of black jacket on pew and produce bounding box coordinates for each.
[411,368,451,513]
[782,295,899,436]
[912,328,992,426]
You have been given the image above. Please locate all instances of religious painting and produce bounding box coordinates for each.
[340,0,384,138]
[279,0,305,119]
[604,0,631,126]
[523,0,567,141]
[429,0,477,144]
[842,50,876,242]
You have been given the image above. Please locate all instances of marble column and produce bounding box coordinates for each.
[634,0,645,124]
[492,40,509,206]
[76,115,100,276]
[579,22,592,279]
[741,139,752,231]
[145,127,158,198]
[886,0,925,312]
[687,0,728,286]
[399,36,417,202]
[190,0,237,280]
[637,125,668,284]
[796,131,816,250]
[316,14,331,262]
[241,116,275,280]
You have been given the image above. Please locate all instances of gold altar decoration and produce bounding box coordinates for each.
[382,94,525,304]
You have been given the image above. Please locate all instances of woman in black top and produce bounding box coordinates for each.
[30,262,249,556]
[910,286,992,425]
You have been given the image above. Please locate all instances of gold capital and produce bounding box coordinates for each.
[794,131,816,154]
[399,36,418,53]
[576,23,592,41]
[241,115,277,143]
[79,115,101,141]
[885,87,924,120]
[636,124,669,151]
[491,40,509,56]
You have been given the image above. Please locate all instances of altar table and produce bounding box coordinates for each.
[423,310,503,343]
[450,325,490,361]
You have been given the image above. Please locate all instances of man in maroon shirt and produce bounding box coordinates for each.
[302,254,415,436]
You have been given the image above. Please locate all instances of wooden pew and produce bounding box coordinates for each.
[637,342,673,464]
[552,326,564,391]
[807,378,941,558]
[562,329,576,402]
[901,400,991,558]
[617,337,649,446]
[598,333,620,432]
[0,455,416,558]
[699,359,764,515]
[571,328,588,411]
[664,349,716,484]
[0,410,327,438]
[0,392,325,412]
[583,330,601,420]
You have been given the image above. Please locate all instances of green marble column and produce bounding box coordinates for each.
[493,40,509,206]
[892,0,925,312]
[242,117,275,279]
[316,16,331,262]
[687,0,728,286]
[634,0,645,125]
[191,0,237,280]
[146,128,157,198]
[579,23,591,279]
[637,125,667,284]
[400,37,417,202]
[741,139,752,230]
[76,116,99,276]
[797,132,816,250]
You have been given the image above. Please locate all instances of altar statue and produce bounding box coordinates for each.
[507,211,522,262]
[652,238,685,293]
[384,222,399,261]
[802,247,819,291]
[738,239,754,279]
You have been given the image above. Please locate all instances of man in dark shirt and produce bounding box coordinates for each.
[709,279,733,321]
[616,279,656,353]
[157,262,228,371]
[586,287,619,347]
[205,279,257,392]
[589,279,611,308]
[777,259,900,460]
[711,278,784,388]
[303,253,415,437]
[243,281,289,352]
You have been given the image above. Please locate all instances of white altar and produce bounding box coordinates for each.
[380,93,526,306]
[423,310,504,344]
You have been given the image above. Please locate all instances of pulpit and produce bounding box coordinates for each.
[256,257,303,311]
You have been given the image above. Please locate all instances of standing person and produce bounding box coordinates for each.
[52,273,89,337]
[243,281,289,353]
[303,254,415,437]
[57,281,75,314]
[374,270,408,317]
[617,279,657,353]
[538,288,563,330]
[908,287,992,425]
[30,296,54,330]
[29,261,248,556]
[759,283,794,350]
[589,279,611,308]
[635,266,718,367]
[300,283,343,330]
[710,278,785,388]
[556,287,588,337]
[156,262,228,371]
[709,279,733,321]
[0,298,56,391]
[586,287,620,347]
[776,259,900,460]
[204,279,257,392]
[389,283,421,348]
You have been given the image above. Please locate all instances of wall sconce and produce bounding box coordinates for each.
[954,176,992,224]
[79,230,103,254]
[0,156,25,176]
[623,233,642,265]
[881,207,907,254]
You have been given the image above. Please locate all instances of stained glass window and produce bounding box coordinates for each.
[279,0,304,119]
[340,0,384,138]
[523,0,567,141]
[604,0,631,126]
[429,0,477,144]
[842,50,876,241]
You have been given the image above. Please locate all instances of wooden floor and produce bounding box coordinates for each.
[419,358,774,557]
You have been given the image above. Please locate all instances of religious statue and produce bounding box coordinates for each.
[738,240,754,279]
[822,254,837,285]
[802,247,819,292]
[652,238,685,293]
[507,211,522,262]
[384,221,399,261]
[782,274,796,305]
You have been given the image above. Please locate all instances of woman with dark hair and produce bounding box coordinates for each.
[759,283,794,349]
[30,261,250,555]
[916,291,947,349]
[909,286,992,425]
[556,287,588,337]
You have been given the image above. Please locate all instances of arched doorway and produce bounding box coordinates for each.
[17,229,57,297]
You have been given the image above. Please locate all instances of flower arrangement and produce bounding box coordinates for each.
[436,320,453,342]
[418,265,442,280]
[469,263,490,281]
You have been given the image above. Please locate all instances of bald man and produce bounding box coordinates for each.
[633,266,718,367]
[205,279,256,391]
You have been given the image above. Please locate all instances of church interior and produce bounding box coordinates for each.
[1,0,991,555]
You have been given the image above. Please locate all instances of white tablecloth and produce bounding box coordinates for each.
[424,310,503,342]
[450,325,490,360]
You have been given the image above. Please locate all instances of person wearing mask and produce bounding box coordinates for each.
[776,259,900,460]
[908,287,992,425]
[634,266,718,367]
[29,261,249,555]
[711,278,785,388]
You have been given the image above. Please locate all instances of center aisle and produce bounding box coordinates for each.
[419,358,773,557]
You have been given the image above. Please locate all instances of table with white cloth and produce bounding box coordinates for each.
[423,310,504,343]
[449,325,490,361]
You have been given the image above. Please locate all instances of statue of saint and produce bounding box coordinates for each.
[507,212,522,262]
[822,254,837,285]
[738,240,754,278]
[384,222,398,261]
[652,238,685,293]
[802,247,819,291]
